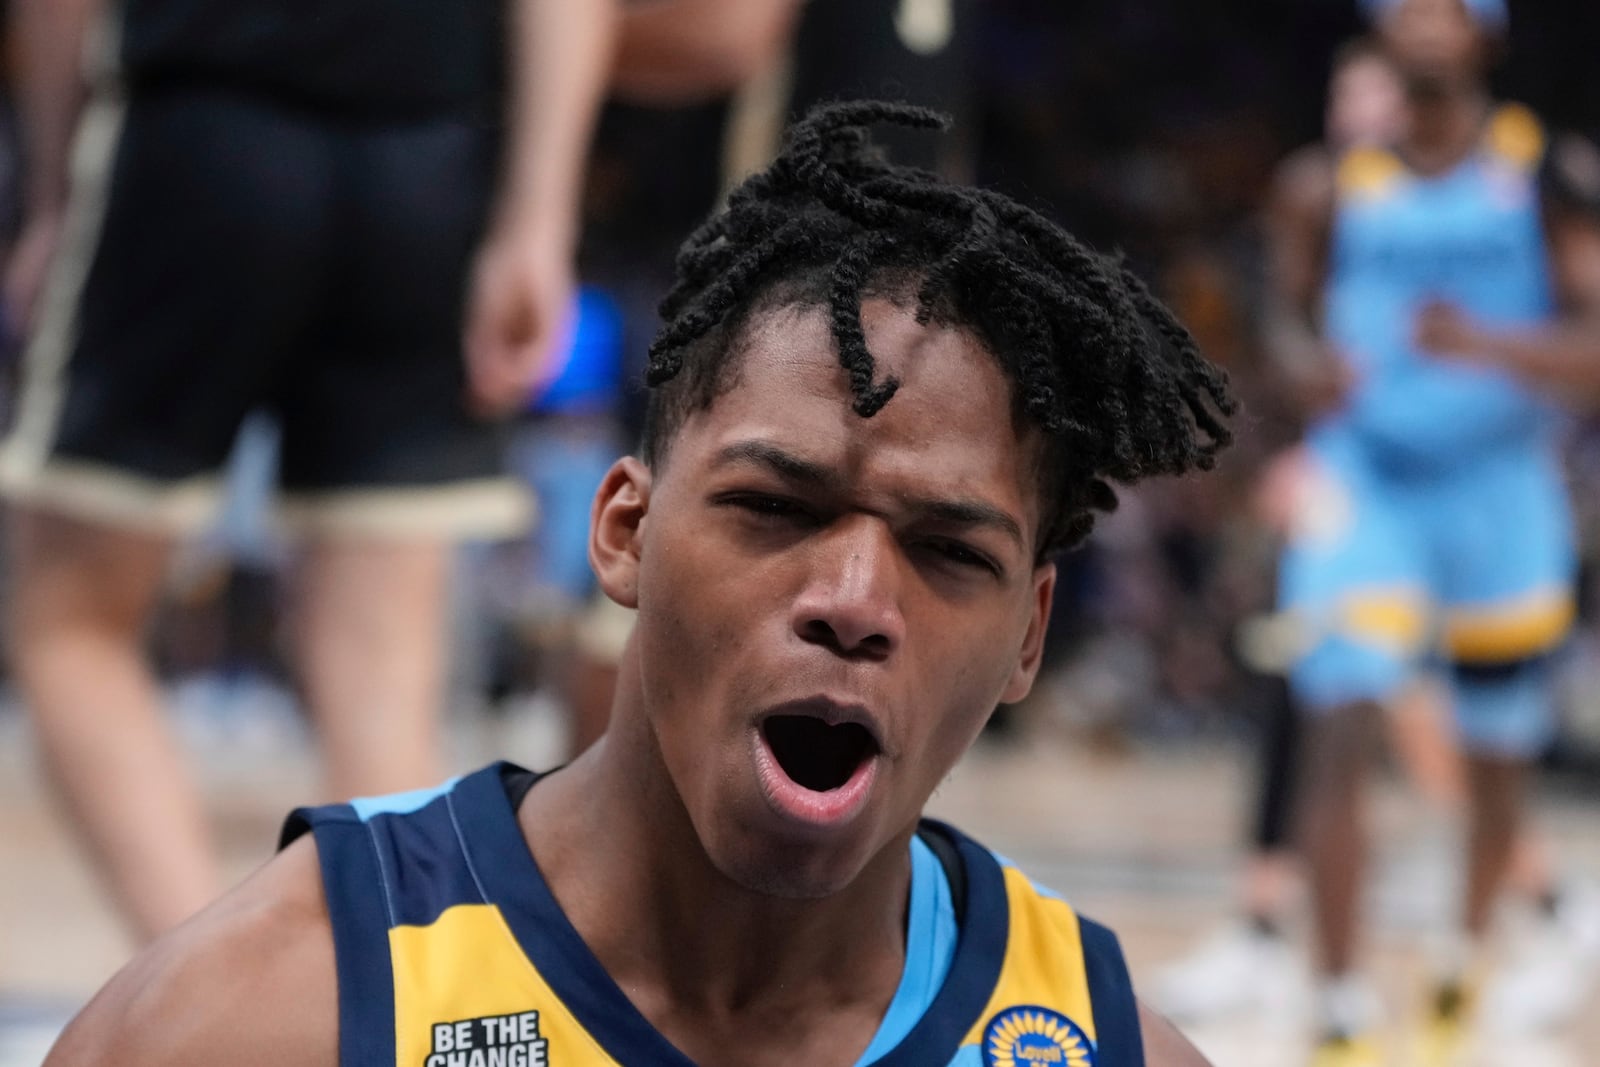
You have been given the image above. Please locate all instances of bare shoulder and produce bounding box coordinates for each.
[1138,997,1213,1067]
[44,835,338,1067]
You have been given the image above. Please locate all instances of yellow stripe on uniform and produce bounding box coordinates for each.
[1444,588,1574,664]
[960,866,1097,1048]
[1337,590,1429,654]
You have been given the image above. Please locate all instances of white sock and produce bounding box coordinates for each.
[1317,973,1379,1037]
[1428,929,1484,987]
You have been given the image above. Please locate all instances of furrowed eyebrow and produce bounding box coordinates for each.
[909,498,1026,553]
[711,440,838,489]
[711,438,1027,553]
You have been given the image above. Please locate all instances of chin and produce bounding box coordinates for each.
[711,827,877,901]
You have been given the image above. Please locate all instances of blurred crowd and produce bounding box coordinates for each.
[1,0,1598,772]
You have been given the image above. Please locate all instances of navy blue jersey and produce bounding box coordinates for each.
[282,762,1145,1066]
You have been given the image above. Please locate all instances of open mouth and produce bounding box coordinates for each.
[761,714,881,793]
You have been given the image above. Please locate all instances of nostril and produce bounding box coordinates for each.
[799,618,841,650]
[798,617,891,659]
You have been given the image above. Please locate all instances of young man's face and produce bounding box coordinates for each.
[1380,0,1488,89]
[597,298,1055,898]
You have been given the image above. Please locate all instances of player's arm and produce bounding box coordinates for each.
[1415,134,1600,403]
[1260,145,1347,421]
[42,837,338,1067]
[4,0,99,332]
[464,0,619,416]
[1139,999,1214,1066]
[611,0,803,105]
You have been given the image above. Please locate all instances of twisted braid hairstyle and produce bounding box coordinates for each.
[642,100,1235,559]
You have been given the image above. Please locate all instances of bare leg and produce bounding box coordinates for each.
[1386,678,1467,812]
[1463,754,1527,938]
[1241,849,1300,921]
[292,538,451,801]
[6,507,219,941]
[1297,699,1385,977]
[1390,678,1554,908]
[1507,826,1554,902]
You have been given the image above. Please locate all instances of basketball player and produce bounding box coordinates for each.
[1151,41,1406,1023]
[41,102,1231,1067]
[1266,0,1600,1061]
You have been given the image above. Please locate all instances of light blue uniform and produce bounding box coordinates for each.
[1280,106,1577,756]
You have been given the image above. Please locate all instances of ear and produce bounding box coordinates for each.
[1000,561,1056,705]
[589,456,652,610]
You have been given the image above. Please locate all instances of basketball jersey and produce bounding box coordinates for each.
[1321,104,1559,470]
[281,762,1143,1067]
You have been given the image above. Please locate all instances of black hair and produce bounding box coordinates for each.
[642,100,1235,559]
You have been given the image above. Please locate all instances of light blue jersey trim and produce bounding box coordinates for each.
[349,776,461,821]
[991,849,1066,903]
[855,835,959,1064]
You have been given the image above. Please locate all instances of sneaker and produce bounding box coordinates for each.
[1550,877,1600,960]
[1309,1031,1383,1067]
[1414,977,1474,1066]
[1472,879,1600,1038]
[1148,921,1302,1022]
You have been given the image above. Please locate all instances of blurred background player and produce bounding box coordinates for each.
[0,0,615,940]
[1151,40,1407,1025]
[1154,35,1600,1030]
[1264,0,1600,1059]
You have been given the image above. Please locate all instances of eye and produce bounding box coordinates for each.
[920,538,1001,577]
[718,492,818,525]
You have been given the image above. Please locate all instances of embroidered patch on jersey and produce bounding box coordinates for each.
[423,1010,549,1067]
[982,1006,1095,1067]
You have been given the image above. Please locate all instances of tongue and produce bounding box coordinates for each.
[764,715,873,792]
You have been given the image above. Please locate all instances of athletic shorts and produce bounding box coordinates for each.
[1278,431,1575,751]
[0,87,530,539]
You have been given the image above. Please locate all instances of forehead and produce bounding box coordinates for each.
[668,299,1042,523]
[1388,0,1476,25]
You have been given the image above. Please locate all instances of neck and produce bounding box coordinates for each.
[1404,78,1490,173]
[519,646,913,1019]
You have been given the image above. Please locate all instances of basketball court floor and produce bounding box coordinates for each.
[2,697,1596,1066]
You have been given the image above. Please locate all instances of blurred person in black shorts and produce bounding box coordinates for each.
[0,0,615,940]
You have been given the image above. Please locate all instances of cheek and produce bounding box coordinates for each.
[906,609,1029,763]
[635,520,764,727]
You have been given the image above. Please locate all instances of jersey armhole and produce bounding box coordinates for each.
[1080,916,1145,1067]
[497,762,547,810]
[284,810,398,1067]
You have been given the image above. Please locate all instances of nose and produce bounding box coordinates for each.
[791,517,904,661]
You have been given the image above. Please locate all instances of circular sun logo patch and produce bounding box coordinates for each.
[982,1006,1095,1067]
